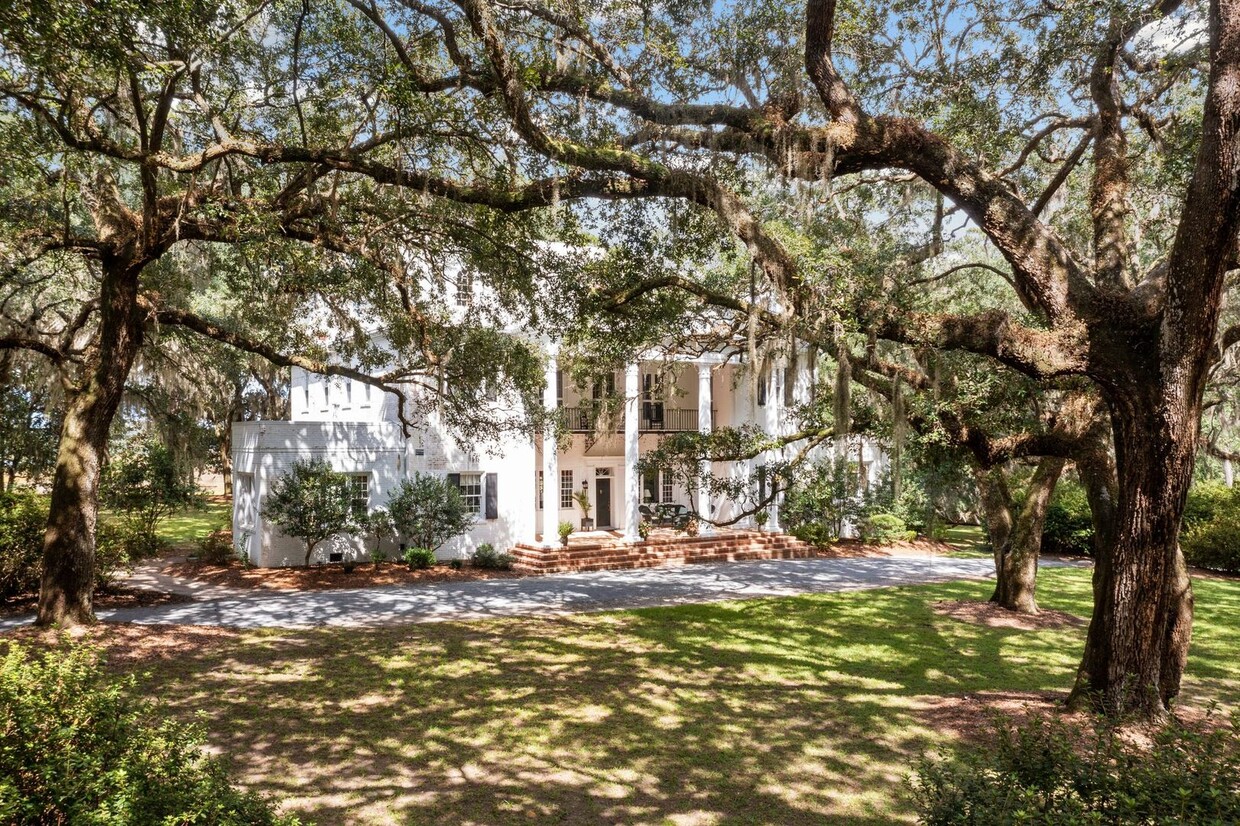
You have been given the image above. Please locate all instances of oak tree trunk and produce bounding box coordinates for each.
[976,458,1064,615]
[993,457,1064,614]
[36,258,145,627]
[1070,391,1196,717]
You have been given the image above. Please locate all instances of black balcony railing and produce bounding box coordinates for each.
[561,405,714,433]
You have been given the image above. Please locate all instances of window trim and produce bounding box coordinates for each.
[560,469,574,509]
[348,474,369,519]
[458,471,483,515]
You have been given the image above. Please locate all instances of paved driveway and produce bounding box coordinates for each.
[4,555,1085,631]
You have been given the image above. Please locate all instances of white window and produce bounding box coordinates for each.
[349,475,369,519]
[661,472,673,504]
[560,469,574,509]
[459,472,483,514]
[456,273,473,306]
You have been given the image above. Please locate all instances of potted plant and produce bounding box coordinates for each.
[638,520,652,541]
[573,488,594,531]
[558,520,574,546]
[754,509,770,530]
[685,516,699,537]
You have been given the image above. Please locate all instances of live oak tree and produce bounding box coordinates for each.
[325,0,1235,718]
[0,0,586,626]
[4,0,1237,720]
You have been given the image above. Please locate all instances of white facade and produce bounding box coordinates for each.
[232,344,888,566]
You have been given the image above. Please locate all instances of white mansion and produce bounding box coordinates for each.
[232,339,888,567]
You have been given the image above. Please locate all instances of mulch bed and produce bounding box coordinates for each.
[0,587,193,619]
[932,599,1088,631]
[0,621,242,664]
[161,558,527,591]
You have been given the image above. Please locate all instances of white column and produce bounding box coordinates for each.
[697,363,714,535]
[765,360,783,531]
[542,354,559,547]
[623,362,641,541]
[1226,457,1235,488]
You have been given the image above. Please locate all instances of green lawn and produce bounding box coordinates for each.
[938,524,991,558]
[157,501,231,548]
[124,568,1240,825]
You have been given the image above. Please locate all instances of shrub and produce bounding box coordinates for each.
[471,543,514,570]
[861,513,909,544]
[1183,480,1236,528]
[1180,483,1240,573]
[449,558,463,570]
[558,521,574,543]
[387,473,474,553]
[0,490,47,600]
[101,438,198,555]
[1042,480,1095,557]
[1183,515,1240,573]
[403,546,437,569]
[911,712,1240,826]
[262,459,356,566]
[791,521,834,547]
[0,644,299,825]
[197,529,234,565]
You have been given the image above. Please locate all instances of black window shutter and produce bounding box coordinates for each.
[447,473,461,489]
[757,465,767,503]
[485,472,498,519]
[757,370,767,406]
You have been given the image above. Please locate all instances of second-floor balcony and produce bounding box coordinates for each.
[562,405,714,433]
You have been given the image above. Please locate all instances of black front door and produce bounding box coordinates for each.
[596,478,612,528]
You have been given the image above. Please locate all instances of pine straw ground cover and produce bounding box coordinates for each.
[8,567,1239,825]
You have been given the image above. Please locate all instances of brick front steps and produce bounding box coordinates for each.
[511,530,820,574]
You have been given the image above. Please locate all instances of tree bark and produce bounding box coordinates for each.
[1069,389,1197,717]
[976,458,1064,614]
[994,457,1064,613]
[36,257,145,627]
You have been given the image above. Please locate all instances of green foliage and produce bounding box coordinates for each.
[638,520,652,540]
[471,543,514,570]
[197,529,234,565]
[1042,480,1095,557]
[782,456,866,544]
[861,513,909,545]
[0,489,46,600]
[558,521,574,542]
[101,438,198,558]
[1183,481,1237,529]
[361,508,395,560]
[1182,485,1240,573]
[0,643,299,825]
[403,547,437,570]
[262,459,356,566]
[912,712,1240,826]
[387,473,474,553]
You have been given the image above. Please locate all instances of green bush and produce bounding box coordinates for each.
[1183,481,1236,529]
[101,438,198,555]
[911,712,1240,826]
[790,522,834,547]
[1042,481,1095,557]
[1180,482,1240,573]
[387,473,475,554]
[1183,514,1240,573]
[403,546,437,569]
[471,543,514,570]
[861,513,909,544]
[197,529,234,565]
[0,644,299,825]
[0,490,47,600]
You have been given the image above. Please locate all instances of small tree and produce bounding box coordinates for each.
[262,460,355,566]
[387,473,475,553]
[101,438,198,556]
